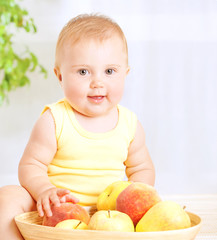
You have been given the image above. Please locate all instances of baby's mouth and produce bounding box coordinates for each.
[88,95,105,103]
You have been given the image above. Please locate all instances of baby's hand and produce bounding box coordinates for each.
[37,187,79,217]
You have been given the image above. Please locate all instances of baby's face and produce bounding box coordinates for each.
[56,35,129,118]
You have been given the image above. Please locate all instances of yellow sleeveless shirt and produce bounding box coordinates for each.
[42,99,137,206]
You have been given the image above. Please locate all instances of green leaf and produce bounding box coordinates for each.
[1,12,11,25]
[40,65,48,78]
[20,75,30,86]
[1,78,9,91]
[0,25,6,34]
[0,0,48,106]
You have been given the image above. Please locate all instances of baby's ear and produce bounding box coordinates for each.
[126,66,130,75]
[54,67,62,82]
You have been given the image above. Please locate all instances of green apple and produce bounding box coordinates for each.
[88,210,134,232]
[97,181,132,210]
[55,219,88,229]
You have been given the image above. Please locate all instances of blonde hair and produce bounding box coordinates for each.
[55,13,128,68]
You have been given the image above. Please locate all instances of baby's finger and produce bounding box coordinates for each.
[65,194,79,203]
[56,188,70,197]
[42,197,53,217]
[60,194,79,203]
[37,200,44,217]
[49,192,61,207]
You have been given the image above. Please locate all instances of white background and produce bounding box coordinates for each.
[0,0,217,195]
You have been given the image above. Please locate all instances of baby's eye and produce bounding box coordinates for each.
[79,69,89,76]
[105,69,114,75]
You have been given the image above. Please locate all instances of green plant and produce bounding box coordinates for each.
[0,0,47,105]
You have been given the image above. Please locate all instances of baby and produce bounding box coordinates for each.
[0,14,155,240]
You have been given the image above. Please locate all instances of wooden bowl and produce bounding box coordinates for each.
[15,210,201,240]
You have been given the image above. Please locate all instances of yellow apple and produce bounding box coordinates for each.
[97,181,132,210]
[88,210,134,232]
[136,200,191,232]
[55,219,88,229]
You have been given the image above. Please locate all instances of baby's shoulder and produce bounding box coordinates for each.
[118,104,137,121]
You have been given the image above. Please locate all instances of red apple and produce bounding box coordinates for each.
[42,202,90,227]
[116,182,161,225]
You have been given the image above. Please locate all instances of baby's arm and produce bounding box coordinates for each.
[124,120,155,185]
[18,110,78,217]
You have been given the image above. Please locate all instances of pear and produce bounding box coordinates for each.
[136,200,191,232]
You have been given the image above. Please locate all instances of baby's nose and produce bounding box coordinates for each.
[90,77,104,88]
